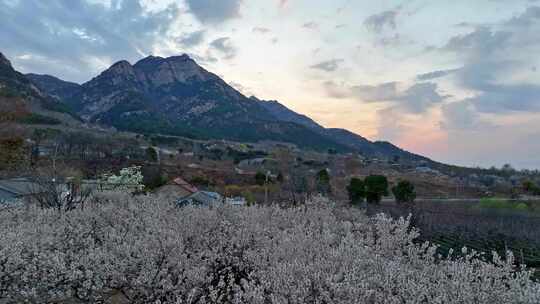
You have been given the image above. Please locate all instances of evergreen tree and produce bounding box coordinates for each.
[255,171,266,186]
[347,177,365,204]
[392,180,416,204]
[364,175,388,204]
[316,169,331,195]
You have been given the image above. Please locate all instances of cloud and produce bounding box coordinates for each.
[310,59,343,72]
[364,9,399,33]
[506,5,540,27]
[375,107,406,142]
[440,101,487,130]
[185,0,242,24]
[416,68,459,81]
[302,22,319,30]
[0,0,180,83]
[463,82,540,113]
[374,33,411,47]
[396,82,448,113]
[252,27,271,34]
[439,8,540,114]
[363,6,413,48]
[443,26,511,59]
[351,82,400,102]
[323,81,350,99]
[177,30,206,47]
[331,81,447,113]
[210,37,237,59]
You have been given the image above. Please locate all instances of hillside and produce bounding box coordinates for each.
[25,73,82,102]
[255,96,427,160]
[0,52,79,126]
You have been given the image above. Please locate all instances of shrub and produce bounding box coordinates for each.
[17,113,62,125]
[225,185,244,197]
[364,175,389,204]
[255,171,266,186]
[392,180,416,204]
[316,169,331,195]
[142,166,167,191]
[276,172,284,183]
[100,166,144,192]
[241,190,256,205]
[146,146,158,162]
[479,198,533,214]
[190,176,212,187]
[0,137,26,170]
[479,197,509,209]
[0,196,538,303]
[523,180,536,193]
[534,186,540,196]
[515,202,529,212]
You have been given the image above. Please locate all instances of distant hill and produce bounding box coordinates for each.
[0,52,80,126]
[21,52,430,161]
[254,96,428,161]
[25,73,82,102]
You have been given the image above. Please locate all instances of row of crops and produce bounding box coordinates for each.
[366,202,540,280]
[425,234,540,266]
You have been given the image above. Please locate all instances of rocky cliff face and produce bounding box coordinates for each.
[71,55,264,122]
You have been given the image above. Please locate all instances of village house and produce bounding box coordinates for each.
[176,191,223,207]
[225,196,247,206]
[155,177,199,199]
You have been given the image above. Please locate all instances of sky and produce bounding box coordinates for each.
[1,0,540,169]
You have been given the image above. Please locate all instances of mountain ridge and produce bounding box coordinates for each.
[20,52,431,162]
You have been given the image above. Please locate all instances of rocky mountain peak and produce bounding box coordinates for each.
[167,53,193,62]
[83,60,137,89]
[133,55,165,70]
[133,54,210,86]
[0,52,13,68]
[107,60,134,75]
[134,54,194,70]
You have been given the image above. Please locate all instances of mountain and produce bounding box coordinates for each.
[254,96,428,160]
[25,73,81,102]
[256,97,325,131]
[29,55,347,152]
[24,52,431,161]
[0,52,79,126]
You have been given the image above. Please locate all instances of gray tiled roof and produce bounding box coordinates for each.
[176,191,223,207]
[0,178,42,196]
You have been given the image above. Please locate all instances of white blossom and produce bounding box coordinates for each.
[0,194,538,303]
[100,166,144,191]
